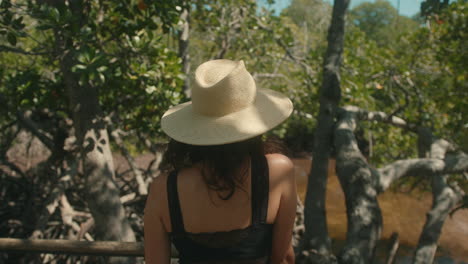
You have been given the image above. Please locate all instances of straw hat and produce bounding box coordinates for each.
[161,59,293,146]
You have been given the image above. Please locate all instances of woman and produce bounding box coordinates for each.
[144,59,296,264]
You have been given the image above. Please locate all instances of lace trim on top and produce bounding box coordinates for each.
[178,256,269,264]
[171,224,273,248]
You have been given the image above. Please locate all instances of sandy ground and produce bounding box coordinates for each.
[294,157,468,263]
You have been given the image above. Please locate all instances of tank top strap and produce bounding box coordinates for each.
[167,170,185,233]
[251,155,269,225]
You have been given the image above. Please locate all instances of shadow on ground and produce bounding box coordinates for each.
[293,157,468,264]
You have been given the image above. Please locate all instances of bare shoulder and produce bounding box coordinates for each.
[265,153,295,186]
[266,153,294,173]
[145,173,169,215]
[149,172,169,197]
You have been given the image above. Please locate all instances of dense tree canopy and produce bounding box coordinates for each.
[0,0,187,143]
[349,0,419,46]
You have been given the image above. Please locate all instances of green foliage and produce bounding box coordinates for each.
[340,0,467,163]
[340,26,417,163]
[187,0,466,158]
[282,0,331,36]
[0,0,185,144]
[189,0,318,147]
[350,0,419,46]
[1,0,465,158]
[421,0,450,17]
[423,0,468,148]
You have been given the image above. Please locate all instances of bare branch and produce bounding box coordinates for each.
[213,6,241,60]
[0,159,26,178]
[430,139,456,159]
[215,34,231,59]
[252,73,286,79]
[77,218,95,241]
[0,45,49,55]
[389,75,410,118]
[255,18,316,78]
[413,169,465,263]
[385,232,399,264]
[336,106,467,193]
[109,126,148,196]
[334,106,467,264]
[60,194,94,241]
[16,111,54,150]
[30,160,77,239]
[341,105,417,132]
[375,154,467,192]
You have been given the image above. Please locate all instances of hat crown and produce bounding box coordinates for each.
[192,60,256,116]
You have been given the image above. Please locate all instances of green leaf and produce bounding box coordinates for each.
[7,32,16,46]
[13,17,25,30]
[71,64,87,72]
[50,7,60,22]
[97,66,108,72]
[36,24,52,30]
[3,12,12,24]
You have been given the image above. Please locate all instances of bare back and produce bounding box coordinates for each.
[144,153,296,264]
[158,153,289,232]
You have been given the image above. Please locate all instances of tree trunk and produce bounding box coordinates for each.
[412,136,464,264]
[334,109,382,264]
[301,0,349,261]
[178,7,191,97]
[331,107,467,264]
[61,50,136,263]
[412,174,461,264]
[38,1,137,260]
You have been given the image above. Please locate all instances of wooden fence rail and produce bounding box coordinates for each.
[0,238,177,257]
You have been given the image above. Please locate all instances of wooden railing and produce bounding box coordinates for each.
[0,238,177,257]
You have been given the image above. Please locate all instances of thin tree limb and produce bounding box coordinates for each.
[0,45,50,55]
[30,169,75,239]
[16,111,54,150]
[255,18,315,78]
[376,153,467,193]
[341,105,417,132]
[110,129,148,196]
[0,159,26,178]
[385,232,399,264]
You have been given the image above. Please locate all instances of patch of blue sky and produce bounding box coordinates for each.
[258,0,456,17]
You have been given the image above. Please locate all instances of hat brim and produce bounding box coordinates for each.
[161,88,293,146]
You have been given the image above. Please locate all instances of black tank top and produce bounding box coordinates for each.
[167,154,273,264]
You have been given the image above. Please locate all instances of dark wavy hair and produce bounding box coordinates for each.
[162,136,288,200]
